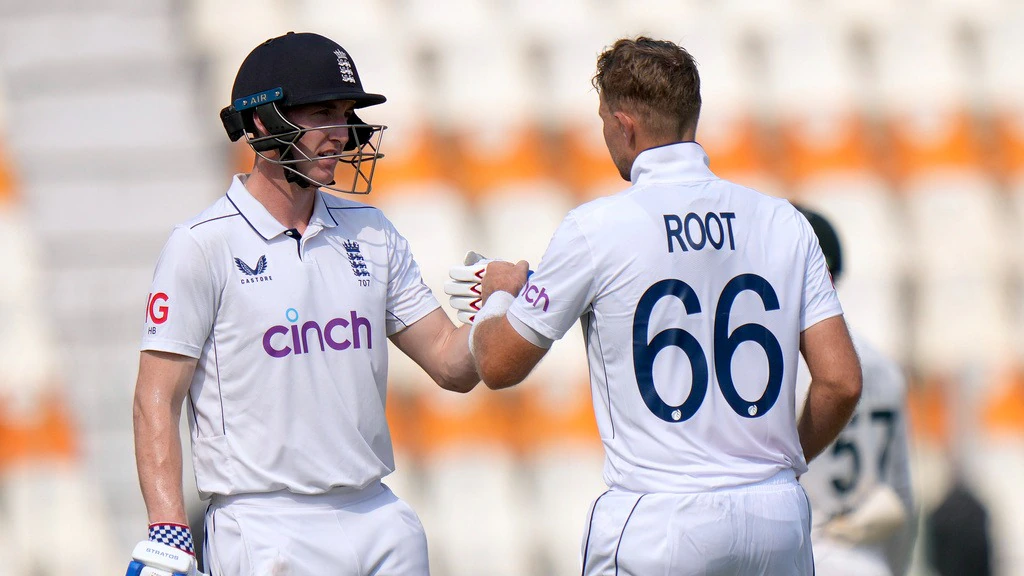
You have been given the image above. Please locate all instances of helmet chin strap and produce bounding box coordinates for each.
[280,153,336,189]
[284,169,314,188]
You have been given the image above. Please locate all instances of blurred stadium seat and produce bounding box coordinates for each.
[767,8,909,360]
[5,1,1024,574]
[0,145,120,574]
[685,6,782,198]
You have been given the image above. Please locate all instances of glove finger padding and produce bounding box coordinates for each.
[448,264,488,283]
[447,251,492,325]
[444,279,481,298]
[449,295,481,313]
[449,250,492,281]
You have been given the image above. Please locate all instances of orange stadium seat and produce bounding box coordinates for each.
[0,145,17,205]
[767,9,885,188]
[875,10,1014,379]
[993,111,1024,184]
[972,368,1024,572]
[905,376,950,448]
[364,125,449,196]
[780,114,879,188]
[885,110,989,186]
[0,393,77,470]
[768,11,911,362]
[519,367,605,576]
[414,386,532,576]
[700,113,779,196]
[452,124,553,200]
[558,122,630,203]
[982,1,1024,185]
[980,370,1024,437]
[686,9,782,196]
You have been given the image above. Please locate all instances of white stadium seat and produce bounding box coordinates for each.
[903,172,1010,278]
[797,177,909,362]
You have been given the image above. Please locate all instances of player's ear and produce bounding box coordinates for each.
[251,111,269,137]
[613,111,637,150]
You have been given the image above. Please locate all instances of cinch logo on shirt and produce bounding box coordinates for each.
[262,308,372,358]
[521,279,551,312]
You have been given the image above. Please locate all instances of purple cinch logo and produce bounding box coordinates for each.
[521,279,551,312]
[263,308,372,358]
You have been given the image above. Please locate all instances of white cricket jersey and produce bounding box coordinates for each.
[141,175,439,498]
[797,332,915,570]
[507,143,843,493]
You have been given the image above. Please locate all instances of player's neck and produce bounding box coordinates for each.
[245,163,316,235]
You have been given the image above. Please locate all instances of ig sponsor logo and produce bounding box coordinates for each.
[262,308,373,358]
[146,292,169,333]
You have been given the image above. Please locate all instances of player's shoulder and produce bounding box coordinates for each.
[318,191,387,224]
[566,184,654,230]
[721,179,802,219]
[568,192,621,220]
[153,195,238,262]
[173,195,241,238]
[318,190,379,212]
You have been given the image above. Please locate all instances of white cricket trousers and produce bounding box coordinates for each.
[581,470,813,576]
[202,482,429,576]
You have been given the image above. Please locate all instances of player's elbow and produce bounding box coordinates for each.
[833,364,863,412]
[477,357,527,391]
[431,357,481,394]
[481,374,523,391]
[435,373,480,394]
[478,369,522,391]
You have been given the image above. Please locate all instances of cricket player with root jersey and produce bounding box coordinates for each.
[453,37,863,575]
[130,32,479,576]
[794,206,916,576]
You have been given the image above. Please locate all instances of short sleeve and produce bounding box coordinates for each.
[383,216,440,336]
[799,215,844,331]
[507,214,595,341]
[141,227,218,358]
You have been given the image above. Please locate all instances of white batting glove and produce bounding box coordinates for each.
[445,251,492,325]
[126,540,206,576]
[821,484,908,545]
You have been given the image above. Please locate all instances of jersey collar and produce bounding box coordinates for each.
[630,141,716,186]
[227,174,339,240]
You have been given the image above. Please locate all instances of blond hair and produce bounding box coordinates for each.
[593,37,701,138]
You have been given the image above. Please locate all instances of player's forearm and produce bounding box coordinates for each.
[133,395,189,524]
[797,376,862,461]
[434,323,480,393]
[473,318,536,390]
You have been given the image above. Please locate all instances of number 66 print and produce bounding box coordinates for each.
[632,274,784,423]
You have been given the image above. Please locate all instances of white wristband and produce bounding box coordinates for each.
[468,291,515,358]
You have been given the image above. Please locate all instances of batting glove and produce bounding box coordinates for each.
[126,523,205,576]
[821,484,907,545]
[445,251,492,325]
[126,540,205,576]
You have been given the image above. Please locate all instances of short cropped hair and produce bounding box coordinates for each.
[593,37,701,138]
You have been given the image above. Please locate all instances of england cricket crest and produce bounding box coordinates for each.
[343,240,371,279]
